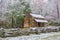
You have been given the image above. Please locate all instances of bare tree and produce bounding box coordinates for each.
[56,0,59,19]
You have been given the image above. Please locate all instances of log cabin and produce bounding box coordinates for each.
[24,13,48,28]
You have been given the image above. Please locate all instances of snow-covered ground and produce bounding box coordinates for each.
[0,32,60,40]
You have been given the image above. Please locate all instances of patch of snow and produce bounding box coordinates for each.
[43,0,48,3]
[30,13,44,18]
[35,19,48,23]
[2,32,60,40]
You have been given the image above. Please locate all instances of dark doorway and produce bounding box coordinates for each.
[38,22,41,27]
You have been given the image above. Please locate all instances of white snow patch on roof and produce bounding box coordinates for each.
[30,14,44,18]
[35,19,48,23]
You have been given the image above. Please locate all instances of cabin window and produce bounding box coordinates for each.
[38,22,41,27]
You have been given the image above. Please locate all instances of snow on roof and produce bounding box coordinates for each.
[35,19,48,23]
[30,14,44,18]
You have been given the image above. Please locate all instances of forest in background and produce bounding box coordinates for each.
[0,0,60,28]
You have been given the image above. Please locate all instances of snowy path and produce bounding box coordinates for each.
[1,32,60,40]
